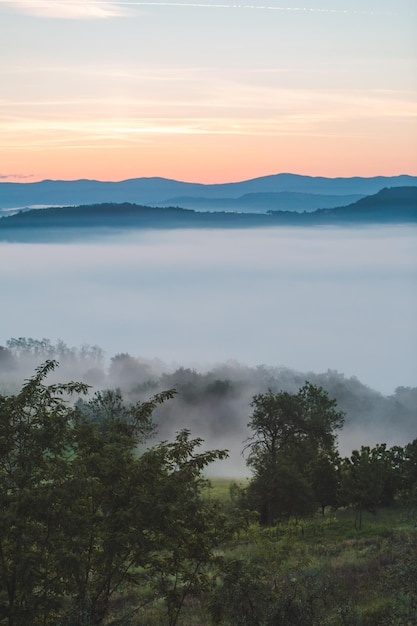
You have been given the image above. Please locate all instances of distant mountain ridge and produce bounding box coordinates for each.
[1,173,416,213]
[1,187,416,242]
[158,191,365,213]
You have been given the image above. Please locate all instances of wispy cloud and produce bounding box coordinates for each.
[2,0,130,19]
[1,85,415,148]
[0,173,34,180]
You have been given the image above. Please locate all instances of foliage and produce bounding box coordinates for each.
[244,383,344,524]
[340,444,408,529]
[205,499,417,626]
[6,337,104,367]
[310,450,342,515]
[401,438,417,511]
[0,362,230,626]
[0,360,89,625]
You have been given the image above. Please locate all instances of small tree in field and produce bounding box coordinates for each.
[244,383,344,524]
[340,443,406,529]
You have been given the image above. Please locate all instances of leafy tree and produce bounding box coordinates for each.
[60,423,229,626]
[136,432,230,626]
[244,383,344,524]
[108,353,153,390]
[310,450,342,515]
[0,362,230,626]
[6,337,56,359]
[397,438,417,510]
[340,444,405,529]
[55,388,175,625]
[0,360,89,625]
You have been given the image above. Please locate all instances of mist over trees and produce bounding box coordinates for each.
[0,337,415,473]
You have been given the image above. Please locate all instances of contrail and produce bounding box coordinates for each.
[90,2,392,15]
[0,1,397,17]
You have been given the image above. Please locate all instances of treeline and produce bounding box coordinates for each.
[0,187,416,241]
[1,338,416,459]
[1,361,416,625]
[239,385,417,529]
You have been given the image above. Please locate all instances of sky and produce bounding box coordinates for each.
[1,0,416,183]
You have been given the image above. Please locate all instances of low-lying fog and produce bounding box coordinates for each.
[2,225,416,393]
[1,225,416,475]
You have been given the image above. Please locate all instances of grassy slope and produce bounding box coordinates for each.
[115,478,416,625]
[200,479,417,626]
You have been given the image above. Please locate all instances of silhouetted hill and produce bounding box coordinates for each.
[159,191,364,213]
[1,173,416,212]
[271,187,417,223]
[309,186,417,222]
[0,187,415,241]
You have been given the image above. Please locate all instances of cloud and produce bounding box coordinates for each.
[3,0,130,18]
[0,173,34,180]
[2,86,414,150]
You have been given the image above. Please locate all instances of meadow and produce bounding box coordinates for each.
[113,478,417,625]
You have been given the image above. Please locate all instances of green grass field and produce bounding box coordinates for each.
[203,477,249,501]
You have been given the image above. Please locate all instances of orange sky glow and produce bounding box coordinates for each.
[1,0,416,183]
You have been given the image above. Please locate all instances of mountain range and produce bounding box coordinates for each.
[1,173,416,214]
[1,187,416,242]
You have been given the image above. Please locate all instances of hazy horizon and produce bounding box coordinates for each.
[2,171,417,185]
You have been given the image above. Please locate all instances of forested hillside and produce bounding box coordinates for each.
[0,187,416,242]
[1,338,416,464]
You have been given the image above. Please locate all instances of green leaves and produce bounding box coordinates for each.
[245,384,344,524]
[0,363,229,626]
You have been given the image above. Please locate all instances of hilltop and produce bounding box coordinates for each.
[1,173,417,214]
[0,186,416,242]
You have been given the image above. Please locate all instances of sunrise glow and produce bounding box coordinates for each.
[1,0,416,183]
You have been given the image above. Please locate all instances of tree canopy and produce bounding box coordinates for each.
[0,361,230,626]
[245,383,344,524]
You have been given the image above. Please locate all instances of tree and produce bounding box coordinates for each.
[0,360,89,626]
[60,423,228,626]
[340,444,404,529]
[135,432,230,626]
[244,383,344,524]
[55,387,175,626]
[310,450,342,516]
[401,438,417,509]
[108,353,153,390]
[0,362,230,625]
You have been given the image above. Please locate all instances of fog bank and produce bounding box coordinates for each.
[1,225,416,395]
